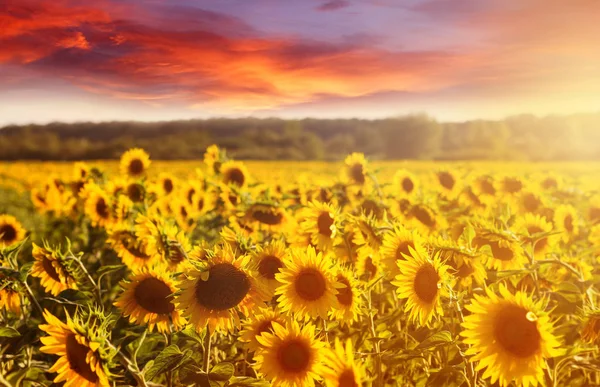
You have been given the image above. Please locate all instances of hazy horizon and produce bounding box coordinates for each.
[2,0,599,126]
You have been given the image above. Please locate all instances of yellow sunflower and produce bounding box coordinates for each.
[39,310,110,387]
[275,246,339,321]
[461,285,561,387]
[514,214,554,257]
[342,152,368,186]
[175,245,268,333]
[393,248,451,326]
[380,225,427,279]
[251,240,287,297]
[392,168,419,198]
[329,269,362,324]
[433,169,461,199]
[553,204,580,243]
[31,243,77,296]
[107,225,157,270]
[298,201,341,251]
[475,228,528,271]
[0,214,26,247]
[114,268,185,333]
[82,185,113,228]
[239,307,287,352]
[204,144,222,174]
[322,338,366,387]
[154,173,177,197]
[254,320,326,387]
[221,161,250,188]
[430,237,487,290]
[119,148,151,178]
[581,310,600,345]
[245,203,290,232]
[355,246,382,282]
[406,203,446,235]
[0,275,21,315]
[499,175,525,195]
[470,174,497,205]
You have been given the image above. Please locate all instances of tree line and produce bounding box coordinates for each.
[0,113,599,160]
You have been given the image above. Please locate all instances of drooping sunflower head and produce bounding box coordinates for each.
[239,307,288,353]
[114,268,185,333]
[581,309,600,345]
[120,148,151,178]
[298,201,341,251]
[553,204,580,243]
[392,168,419,198]
[430,237,487,290]
[275,246,339,321]
[31,242,78,297]
[347,213,383,252]
[322,338,366,387]
[0,214,26,247]
[329,269,362,325]
[251,240,287,297]
[393,248,451,326]
[254,320,326,387]
[514,213,554,257]
[175,245,268,333]
[461,285,561,387]
[39,309,110,387]
[356,246,382,282]
[245,203,289,232]
[380,224,427,279]
[343,152,368,186]
[221,161,250,188]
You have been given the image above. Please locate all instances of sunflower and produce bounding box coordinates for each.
[461,285,561,387]
[0,214,26,247]
[239,307,287,352]
[245,203,290,232]
[406,203,446,235]
[393,248,451,326]
[0,275,20,315]
[114,268,185,333]
[254,320,326,387]
[392,169,419,198]
[430,237,487,290]
[154,173,177,197]
[329,269,362,324]
[82,185,113,228]
[433,169,461,199]
[499,175,525,195]
[342,152,368,186]
[514,214,554,257]
[120,148,151,178]
[31,243,77,296]
[275,246,339,321]
[471,174,497,205]
[204,144,222,174]
[553,204,580,243]
[39,310,110,387]
[475,227,529,271]
[322,338,366,387]
[107,225,157,270]
[124,181,145,203]
[251,240,287,297]
[380,225,427,279]
[221,161,249,188]
[355,247,382,282]
[298,201,341,251]
[581,310,600,345]
[175,245,268,333]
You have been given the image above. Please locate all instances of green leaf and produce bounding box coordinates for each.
[180,325,206,345]
[228,376,271,387]
[425,366,465,387]
[209,362,234,381]
[145,345,190,381]
[413,331,453,351]
[0,327,21,338]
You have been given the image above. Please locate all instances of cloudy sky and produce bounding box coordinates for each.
[1,0,599,124]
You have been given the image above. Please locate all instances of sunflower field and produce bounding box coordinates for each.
[1,146,600,387]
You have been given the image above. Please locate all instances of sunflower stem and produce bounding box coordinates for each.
[22,279,44,317]
[367,288,382,386]
[204,327,212,373]
[68,254,102,305]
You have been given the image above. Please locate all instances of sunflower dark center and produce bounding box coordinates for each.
[438,171,455,190]
[542,178,557,190]
[589,208,600,223]
[258,255,283,280]
[527,226,547,253]
[413,264,439,303]
[128,159,144,175]
[395,241,414,261]
[276,339,311,373]
[364,257,377,279]
[457,263,475,278]
[95,198,109,219]
[256,320,275,336]
[194,263,250,311]
[489,241,514,261]
[336,276,353,306]
[350,163,365,184]
[132,278,173,315]
[338,369,358,387]
[127,183,143,202]
[494,304,541,358]
[66,334,99,383]
[252,209,283,225]
[295,268,327,301]
[167,244,186,264]
[481,180,495,195]
[412,206,436,228]
[0,224,17,243]
[402,177,414,193]
[42,257,61,282]
[228,194,239,206]
[564,215,574,233]
[163,179,174,194]
[226,168,245,187]
[317,212,334,237]
[523,194,540,212]
[187,189,196,204]
[504,178,523,194]
[121,233,151,259]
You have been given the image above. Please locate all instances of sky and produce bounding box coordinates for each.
[1,0,599,125]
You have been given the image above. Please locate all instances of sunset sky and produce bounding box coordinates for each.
[1,0,599,125]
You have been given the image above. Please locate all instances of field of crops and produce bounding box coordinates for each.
[1,146,600,387]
